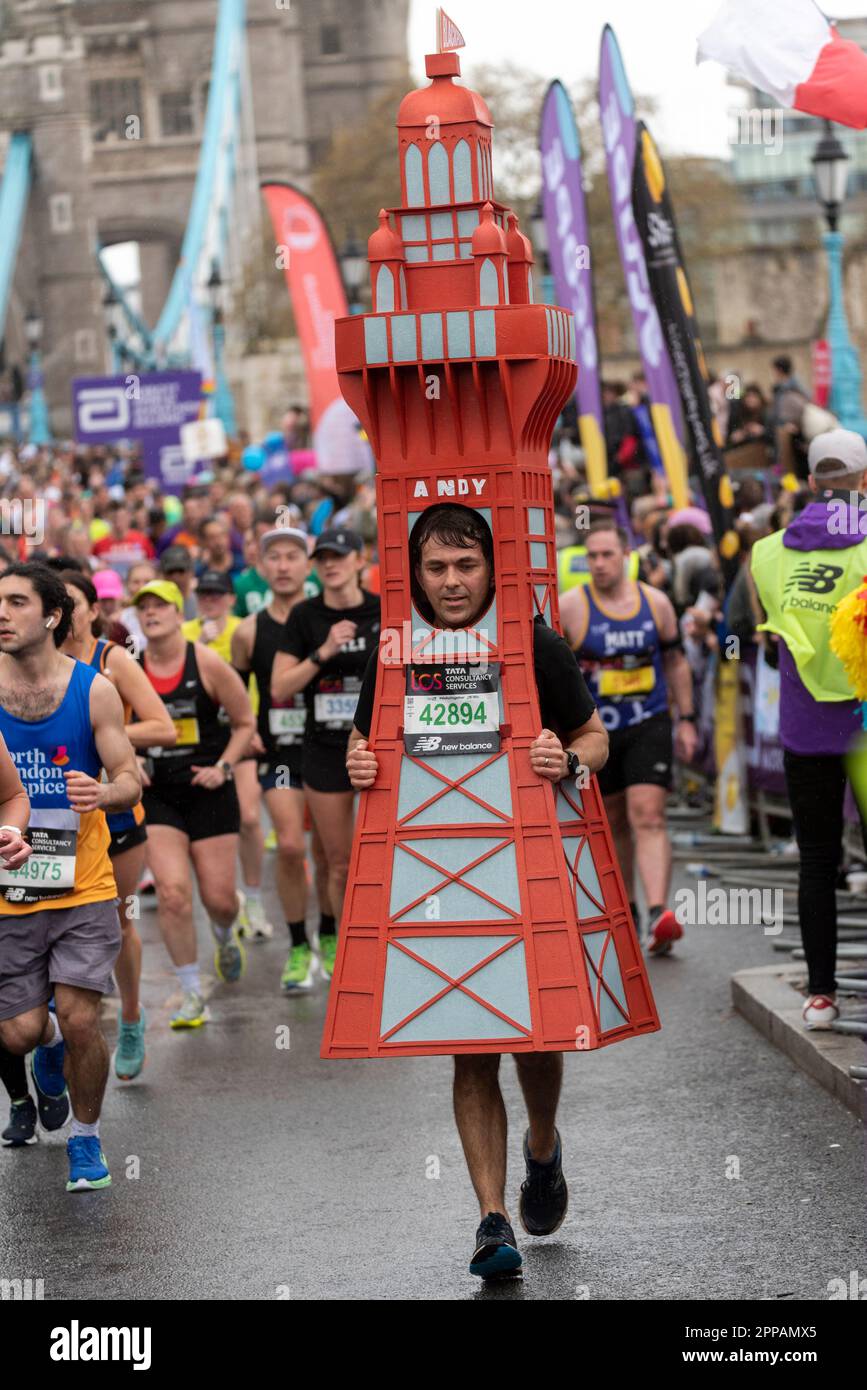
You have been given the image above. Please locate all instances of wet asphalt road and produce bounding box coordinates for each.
[0,858,863,1303]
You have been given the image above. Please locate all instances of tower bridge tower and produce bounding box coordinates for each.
[322,40,660,1059]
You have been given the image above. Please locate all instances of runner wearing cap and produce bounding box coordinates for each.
[233,527,318,989]
[560,517,698,953]
[132,579,255,1028]
[271,528,380,979]
[92,569,131,646]
[751,429,867,1029]
[159,547,197,620]
[61,571,176,1081]
[184,569,272,942]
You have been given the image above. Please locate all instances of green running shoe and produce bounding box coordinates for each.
[114,1006,147,1081]
[281,942,314,994]
[318,933,337,980]
[214,926,247,983]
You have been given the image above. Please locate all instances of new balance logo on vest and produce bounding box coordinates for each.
[783,562,844,595]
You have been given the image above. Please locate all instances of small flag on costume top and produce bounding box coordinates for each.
[437,7,465,53]
[697,0,867,130]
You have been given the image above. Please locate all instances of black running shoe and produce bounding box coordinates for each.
[469,1212,522,1279]
[519,1128,569,1236]
[30,1049,70,1132]
[2,1097,37,1147]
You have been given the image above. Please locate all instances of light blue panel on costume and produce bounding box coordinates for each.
[405,144,424,204]
[553,312,562,357]
[404,836,506,875]
[470,942,531,1028]
[420,313,443,359]
[402,214,426,240]
[397,758,449,820]
[568,314,576,360]
[561,836,603,920]
[389,846,440,916]
[476,142,485,198]
[599,989,625,1032]
[380,945,444,1034]
[544,598,552,624]
[433,242,457,261]
[408,934,512,978]
[458,208,479,237]
[400,267,408,306]
[364,317,388,365]
[578,838,603,911]
[545,307,552,356]
[474,310,496,356]
[479,258,500,306]
[461,755,512,815]
[391,314,417,363]
[461,842,520,912]
[446,311,470,358]
[430,211,452,238]
[376,265,395,313]
[556,785,584,820]
[394,879,515,923]
[459,242,473,258]
[387,987,525,1043]
[428,142,450,204]
[597,935,629,1015]
[534,583,547,610]
[453,140,472,201]
[403,787,502,827]
[530,541,547,568]
[405,245,429,263]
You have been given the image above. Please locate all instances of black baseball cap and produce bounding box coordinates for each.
[311,528,363,557]
[196,569,234,595]
[160,545,194,574]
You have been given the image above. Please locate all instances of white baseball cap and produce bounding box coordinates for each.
[808,429,867,482]
[259,526,309,554]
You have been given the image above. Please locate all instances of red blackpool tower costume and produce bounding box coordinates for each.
[321,27,661,1060]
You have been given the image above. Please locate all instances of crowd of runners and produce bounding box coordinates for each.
[0,424,864,1275]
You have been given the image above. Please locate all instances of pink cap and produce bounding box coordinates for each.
[668,506,713,537]
[93,569,124,600]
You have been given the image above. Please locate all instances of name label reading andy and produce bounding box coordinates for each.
[412,478,487,499]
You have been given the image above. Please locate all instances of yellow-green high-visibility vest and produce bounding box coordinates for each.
[557,545,639,593]
[751,529,867,702]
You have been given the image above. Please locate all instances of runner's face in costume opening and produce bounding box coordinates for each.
[0,577,60,656]
[415,538,493,630]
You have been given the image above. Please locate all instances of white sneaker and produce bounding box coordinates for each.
[242,894,274,941]
[802,994,839,1030]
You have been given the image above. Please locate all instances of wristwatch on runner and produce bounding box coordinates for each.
[218,760,234,781]
[680,712,697,723]
[565,750,582,779]
[310,649,323,666]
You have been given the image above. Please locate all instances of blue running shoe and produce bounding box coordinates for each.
[469,1213,523,1279]
[66,1136,111,1191]
[30,1041,69,1131]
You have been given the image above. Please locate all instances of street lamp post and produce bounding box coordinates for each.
[206,259,237,437]
[529,199,555,306]
[339,230,366,315]
[25,306,51,447]
[812,118,867,436]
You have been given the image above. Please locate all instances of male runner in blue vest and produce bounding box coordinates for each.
[560,518,697,953]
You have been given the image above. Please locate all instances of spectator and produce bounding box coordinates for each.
[195,515,244,581]
[91,499,155,578]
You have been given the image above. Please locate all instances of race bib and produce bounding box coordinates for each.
[598,665,656,697]
[173,716,201,745]
[404,663,501,756]
[0,809,78,903]
[269,706,306,741]
[313,691,359,726]
[149,699,200,757]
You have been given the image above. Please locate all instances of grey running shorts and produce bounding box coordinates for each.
[0,899,121,1021]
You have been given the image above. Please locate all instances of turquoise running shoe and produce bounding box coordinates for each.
[113,1007,146,1081]
[66,1135,111,1191]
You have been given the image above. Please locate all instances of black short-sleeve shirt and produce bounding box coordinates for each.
[353,616,596,740]
[278,590,381,747]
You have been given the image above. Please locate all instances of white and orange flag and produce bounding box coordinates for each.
[698,0,867,129]
[437,7,465,53]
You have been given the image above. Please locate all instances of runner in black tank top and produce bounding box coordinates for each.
[271,528,381,981]
[133,582,255,1029]
[232,527,323,993]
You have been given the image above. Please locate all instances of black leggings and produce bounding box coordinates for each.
[783,750,852,995]
[0,1044,28,1104]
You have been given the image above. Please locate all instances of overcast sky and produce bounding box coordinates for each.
[407,0,867,157]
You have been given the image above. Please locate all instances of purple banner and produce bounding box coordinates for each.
[539,81,606,492]
[598,25,688,504]
[71,371,204,494]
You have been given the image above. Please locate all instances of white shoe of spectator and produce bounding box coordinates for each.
[802,994,839,1030]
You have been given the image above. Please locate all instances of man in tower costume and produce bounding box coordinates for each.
[321,15,661,1281]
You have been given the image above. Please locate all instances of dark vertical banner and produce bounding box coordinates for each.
[539,81,607,495]
[630,121,740,580]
